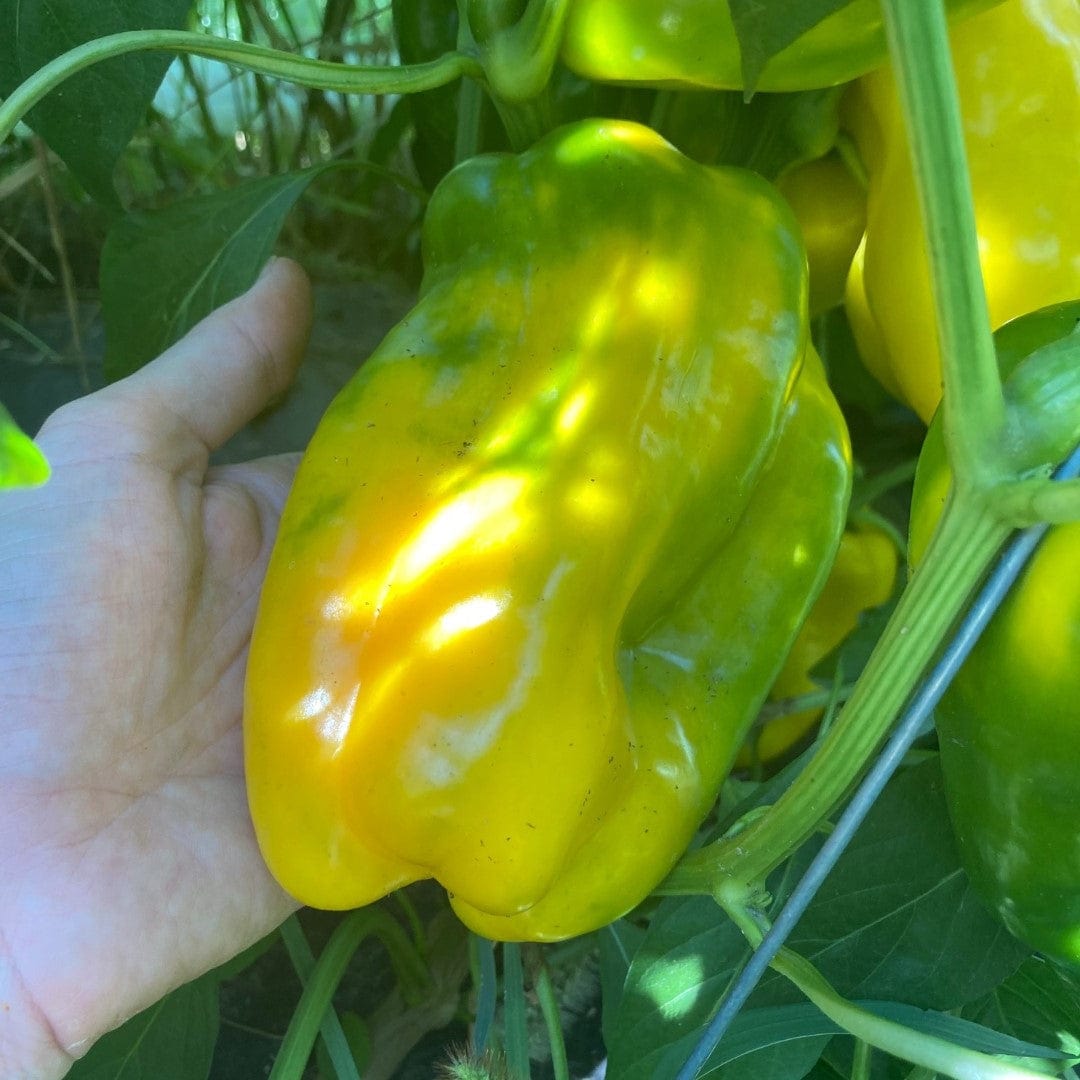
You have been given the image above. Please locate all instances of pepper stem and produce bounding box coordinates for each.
[0,30,483,148]
[769,948,1053,1080]
[878,0,1005,483]
[476,0,571,103]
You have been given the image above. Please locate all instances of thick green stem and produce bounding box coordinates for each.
[471,935,498,1054]
[663,2,1047,902]
[879,0,1005,486]
[479,0,570,103]
[663,494,1009,893]
[0,30,483,147]
[772,949,1053,1080]
[491,93,556,149]
[454,78,484,163]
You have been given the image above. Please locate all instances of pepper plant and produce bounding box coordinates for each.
[2,1,1080,1078]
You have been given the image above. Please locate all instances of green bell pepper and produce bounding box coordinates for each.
[910,304,1080,968]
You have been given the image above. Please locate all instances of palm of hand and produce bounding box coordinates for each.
[0,260,311,1076]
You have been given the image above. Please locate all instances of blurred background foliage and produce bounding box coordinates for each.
[0,0,423,300]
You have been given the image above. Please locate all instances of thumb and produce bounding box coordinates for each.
[43,258,313,470]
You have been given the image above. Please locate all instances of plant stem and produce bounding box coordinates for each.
[472,935,498,1055]
[491,94,555,149]
[480,0,570,102]
[503,943,530,1079]
[772,949,1053,1080]
[392,890,427,954]
[270,911,416,1080]
[534,958,570,1080]
[753,683,855,726]
[994,477,1080,525]
[849,459,918,511]
[664,493,1009,893]
[455,5,485,164]
[277,924,361,1080]
[851,1039,873,1080]
[879,0,1004,485]
[0,30,484,148]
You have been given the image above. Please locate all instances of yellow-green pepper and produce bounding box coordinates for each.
[560,0,999,92]
[844,0,1080,423]
[244,119,851,941]
[777,153,867,318]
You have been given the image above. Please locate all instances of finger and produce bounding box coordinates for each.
[98,258,312,463]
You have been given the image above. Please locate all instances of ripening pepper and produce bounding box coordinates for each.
[909,304,1080,968]
[844,0,1080,423]
[777,153,867,317]
[244,118,852,942]
[559,0,999,92]
[739,523,897,768]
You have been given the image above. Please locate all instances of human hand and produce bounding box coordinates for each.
[0,258,312,1078]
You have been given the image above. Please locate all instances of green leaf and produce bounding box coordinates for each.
[599,920,648,1046]
[964,955,1080,1060]
[0,0,192,204]
[604,761,1028,1079]
[100,167,332,380]
[859,1001,1073,1064]
[728,0,854,93]
[696,1005,834,1078]
[606,995,834,1079]
[0,400,50,489]
[753,759,1029,1011]
[603,835,827,1080]
[602,892,748,1078]
[991,300,1080,384]
[66,974,219,1080]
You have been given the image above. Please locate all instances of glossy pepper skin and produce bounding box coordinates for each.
[777,154,867,318]
[909,305,1080,968]
[245,119,852,942]
[845,0,1080,423]
[560,0,998,92]
[739,524,897,768]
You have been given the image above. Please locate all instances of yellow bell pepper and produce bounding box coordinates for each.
[844,0,1080,422]
[244,119,852,941]
[777,153,867,318]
